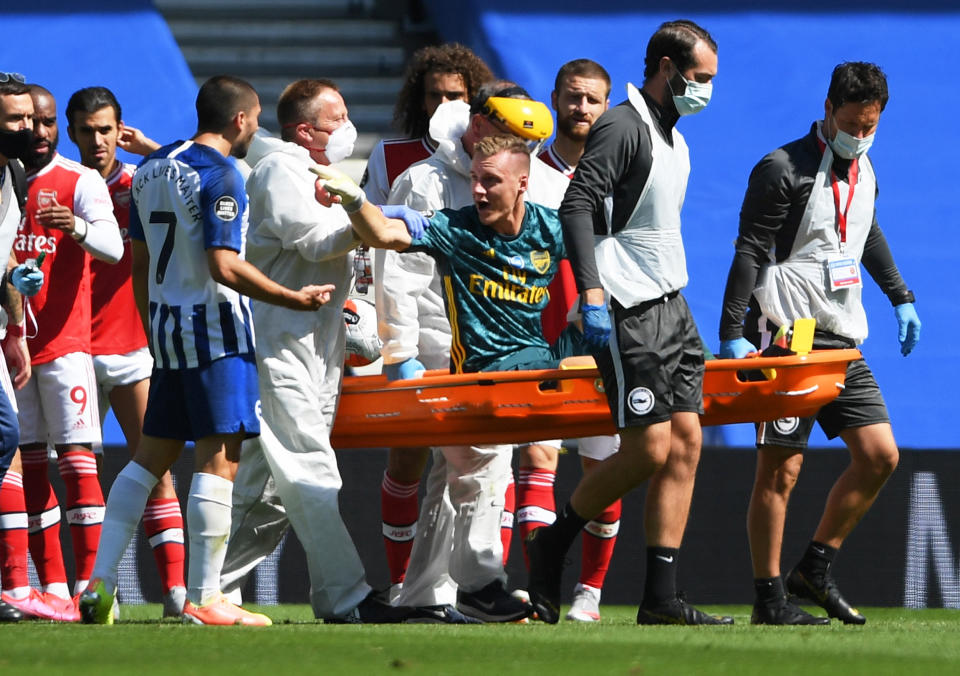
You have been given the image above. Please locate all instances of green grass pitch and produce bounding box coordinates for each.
[3,605,960,675]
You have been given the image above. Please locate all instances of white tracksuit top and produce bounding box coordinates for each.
[245,139,361,371]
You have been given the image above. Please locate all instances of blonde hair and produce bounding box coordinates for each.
[472,134,530,161]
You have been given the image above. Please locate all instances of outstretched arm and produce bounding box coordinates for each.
[309,165,419,250]
[206,247,334,311]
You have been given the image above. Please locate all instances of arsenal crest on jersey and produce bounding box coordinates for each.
[530,249,550,274]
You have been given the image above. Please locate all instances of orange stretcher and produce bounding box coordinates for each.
[330,349,861,449]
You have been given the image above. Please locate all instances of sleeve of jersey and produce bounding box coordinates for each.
[360,141,389,204]
[558,112,638,293]
[200,166,247,251]
[718,151,794,340]
[128,198,144,241]
[861,215,914,306]
[248,159,358,261]
[406,209,453,258]
[74,171,123,263]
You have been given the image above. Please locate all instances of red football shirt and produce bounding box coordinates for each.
[90,162,148,356]
[538,144,578,344]
[18,153,118,364]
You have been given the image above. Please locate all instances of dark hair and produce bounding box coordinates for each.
[643,19,717,80]
[393,43,494,138]
[276,78,339,141]
[66,86,121,128]
[554,59,611,97]
[0,78,29,97]
[469,80,530,116]
[827,62,889,112]
[195,75,258,133]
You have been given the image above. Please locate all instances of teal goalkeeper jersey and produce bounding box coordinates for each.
[409,202,566,373]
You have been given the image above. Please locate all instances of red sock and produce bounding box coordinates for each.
[21,448,67,588]
[381,472,419,585]
[580,499,621,589]
[501,473,515,565]
[517,467,556,568]
[0,471,29,591]
[57,450,104,584]
[143,497,185,592]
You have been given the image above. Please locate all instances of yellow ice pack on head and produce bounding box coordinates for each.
[482,97,554,141]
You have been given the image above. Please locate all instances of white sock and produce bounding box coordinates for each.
[43,583,71,599]
[186,473,233,606]
[90,462,158,593]
[4,586,29,600]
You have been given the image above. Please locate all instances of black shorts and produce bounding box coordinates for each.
[755,356,889,450]
[596,292,704,428]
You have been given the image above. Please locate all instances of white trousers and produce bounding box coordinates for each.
[396,443,512,606]
[221,352,370,619]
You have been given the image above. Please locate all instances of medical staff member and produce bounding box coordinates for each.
[526,20,730,626]
[717,61,919,626]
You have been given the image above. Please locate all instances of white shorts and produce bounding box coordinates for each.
[577,434,620,461]
[518,435,619,461]
[94,348,152,417]
[16,351,102,447]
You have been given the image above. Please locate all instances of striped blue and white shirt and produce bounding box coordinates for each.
[130,140,254,370]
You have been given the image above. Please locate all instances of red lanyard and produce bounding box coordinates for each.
[817,138,859,248]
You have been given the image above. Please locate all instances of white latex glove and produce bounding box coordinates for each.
[308,164,366,212]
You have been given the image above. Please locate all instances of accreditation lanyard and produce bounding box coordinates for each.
[817,138,859,253]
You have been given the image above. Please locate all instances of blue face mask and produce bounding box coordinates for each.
[667,69,712,116]
[830,124,875,160]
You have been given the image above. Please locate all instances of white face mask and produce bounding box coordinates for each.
[830,125,875,159]
[323,120,357,164]
[668,69,712,116]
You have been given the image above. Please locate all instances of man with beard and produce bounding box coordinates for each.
[0,72,60,622]
[14,84,122,620]
[519,59,619,623]
[79,76,332,626]
[65,86,185,618]
[526,20,732,626]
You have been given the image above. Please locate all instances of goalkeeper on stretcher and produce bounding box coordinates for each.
[314,133,588,621]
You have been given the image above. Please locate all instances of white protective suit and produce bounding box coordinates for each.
[220,136,370,619]
[377,101,570,606]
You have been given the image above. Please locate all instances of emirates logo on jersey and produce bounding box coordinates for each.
[114,188,131,208]
[214,196,239,221]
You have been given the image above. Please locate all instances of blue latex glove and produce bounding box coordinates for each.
[581,304,611,349]
[894,302,921,356]
[11,263,44,297]
[383,357,425,381]
[380,204,430,240]
[718,337,758,359]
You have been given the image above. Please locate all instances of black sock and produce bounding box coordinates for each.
[550,501,588,554]
[754,576,785,606]
[642,546,679,606]
[797,540,838,582]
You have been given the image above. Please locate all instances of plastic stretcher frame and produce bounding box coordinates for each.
[330,349,862,449]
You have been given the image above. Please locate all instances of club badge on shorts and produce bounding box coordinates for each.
[772,417,800,435]
[627,386,655,416]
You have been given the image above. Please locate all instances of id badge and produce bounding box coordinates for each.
[826,255,861,291]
